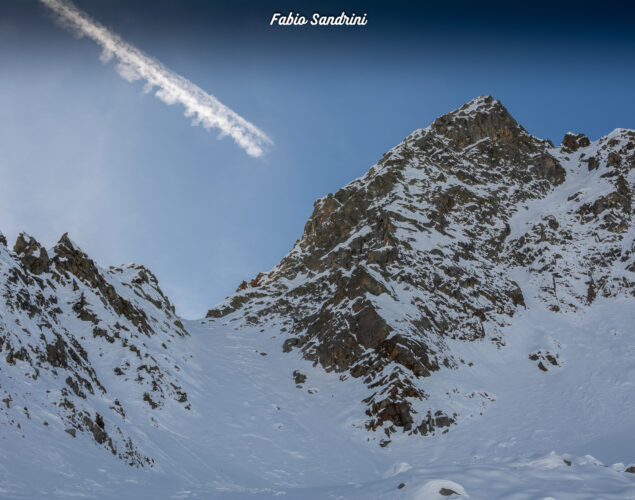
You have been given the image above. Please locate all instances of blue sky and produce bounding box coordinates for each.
[0,0,634,318]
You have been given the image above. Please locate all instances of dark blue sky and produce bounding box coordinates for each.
[0,0,634,317]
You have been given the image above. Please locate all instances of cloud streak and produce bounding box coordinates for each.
[41,0,272,157]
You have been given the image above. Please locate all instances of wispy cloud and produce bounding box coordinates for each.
[40,0,272,157]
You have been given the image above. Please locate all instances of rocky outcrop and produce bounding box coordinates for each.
[560,132,591,153]
[206,96,634,439]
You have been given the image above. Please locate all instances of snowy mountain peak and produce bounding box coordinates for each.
[427,95,556,161]
[206,96,633,439]
[433,94,506,121]
[439,94,506,121]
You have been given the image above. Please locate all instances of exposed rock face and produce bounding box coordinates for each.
[207,96,634,438]
[0,232,190,466]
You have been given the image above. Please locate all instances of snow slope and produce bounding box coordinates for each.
[1,295,634,498]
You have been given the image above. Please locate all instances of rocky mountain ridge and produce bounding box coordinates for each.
[0,231,190,466]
